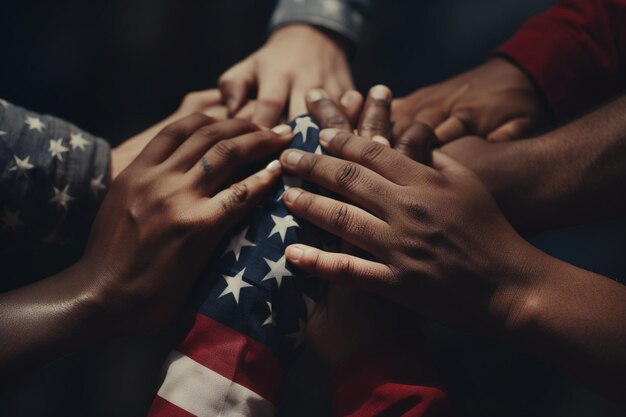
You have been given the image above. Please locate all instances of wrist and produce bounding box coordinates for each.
[270,24,351,56]
[490,241,558,339]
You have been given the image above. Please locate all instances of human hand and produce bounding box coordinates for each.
[305,85,389,140]
[393,58,549,143]
[110,89,229,179]
[278,129,543,333]
[218,24,354,128]
[81,115,292,334]
[306,85,438,163]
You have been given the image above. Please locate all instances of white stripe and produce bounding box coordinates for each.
[157,351,275,417]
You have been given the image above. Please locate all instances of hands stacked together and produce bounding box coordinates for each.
[5,23,625,403]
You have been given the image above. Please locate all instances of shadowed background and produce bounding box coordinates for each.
[1,0,625,416]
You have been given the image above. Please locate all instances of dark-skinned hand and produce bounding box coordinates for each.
[393,58,550,143]
[0,115,293,377]
[278,128,542,333]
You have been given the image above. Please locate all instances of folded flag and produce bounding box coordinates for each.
[148,116,336,417]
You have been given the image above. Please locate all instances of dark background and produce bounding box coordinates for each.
[1,1,625,416]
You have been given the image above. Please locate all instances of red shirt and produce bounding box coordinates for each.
[496,0,626,120]
[330,334,454,417]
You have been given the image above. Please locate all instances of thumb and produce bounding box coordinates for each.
[486,117,534,142]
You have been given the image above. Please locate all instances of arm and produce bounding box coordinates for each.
[0,115,290,379]
[504,251,626,403]
[441,93,626,233]
[495,0,626,120]
[273,128,626,403]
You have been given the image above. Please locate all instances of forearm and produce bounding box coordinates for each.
[506,247,626,402]
[477,95,626,233]
[0,261,108,379]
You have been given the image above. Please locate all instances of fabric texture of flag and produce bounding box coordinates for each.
[148,116,337,417]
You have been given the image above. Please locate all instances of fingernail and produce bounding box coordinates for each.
[306,89,327,103]
[226,98,238,113]
[340,90,358,108]
[265,159,282,172]
[271,124,292,135]
[286,245,304,261]
[372,135,390,146]
[370,85,391,101]
[283,188,302,203]
[284,150,304,167]
[319,128,339,146]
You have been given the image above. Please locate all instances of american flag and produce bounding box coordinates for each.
[147,116,337,417]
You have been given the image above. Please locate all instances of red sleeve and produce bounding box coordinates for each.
[495,0,626,120]
[330,333,454,417]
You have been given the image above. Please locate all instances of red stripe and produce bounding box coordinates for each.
[148,396,196,417]
[175,313,282,405]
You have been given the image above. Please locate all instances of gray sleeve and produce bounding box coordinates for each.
[269,0,374,44]
[0,98,110,251]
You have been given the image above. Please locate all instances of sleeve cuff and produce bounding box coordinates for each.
[493,4,622,121]
[0,99,110,248]
[330,332,453,417]
[270,0,365,44]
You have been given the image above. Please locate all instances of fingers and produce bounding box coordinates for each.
[391,115,414,143]
[218,60,256,116]
[487,117,534,142]
[358,85,392,140]
[136,113,215,166]
[166,118,259,170]
[179,89,222,113]
[340,90,364,126]
[234,100,257,120]
[434,113,470,142]
[252,76,291,128]
[279,148,398,218]
[317,128,434,185]
[289,86,310,119]
[283,187,389,257]
[192,124,294,195]
[306,89,351,131]
[285,244,395,294]
[413,109,446,131]
[206,161,282,232]
[394,123,438,164]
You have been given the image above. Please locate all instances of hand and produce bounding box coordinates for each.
[303,85,423,365]
[392,58,549,143]
[111,89,229,179]
[306,85,389,140]
[277,129,543,333]
[82,115,292,333]
[218,24,354,128]
[306,85,438,163]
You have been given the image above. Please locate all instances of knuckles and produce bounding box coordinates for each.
[194,124,222,141]
[335,162,360,189]
[220,182,249,213]
[360,115,388,133]
[331,204,351,231]
[360,141,386,164]
[323,114,349,129]
[212,139,240,165]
